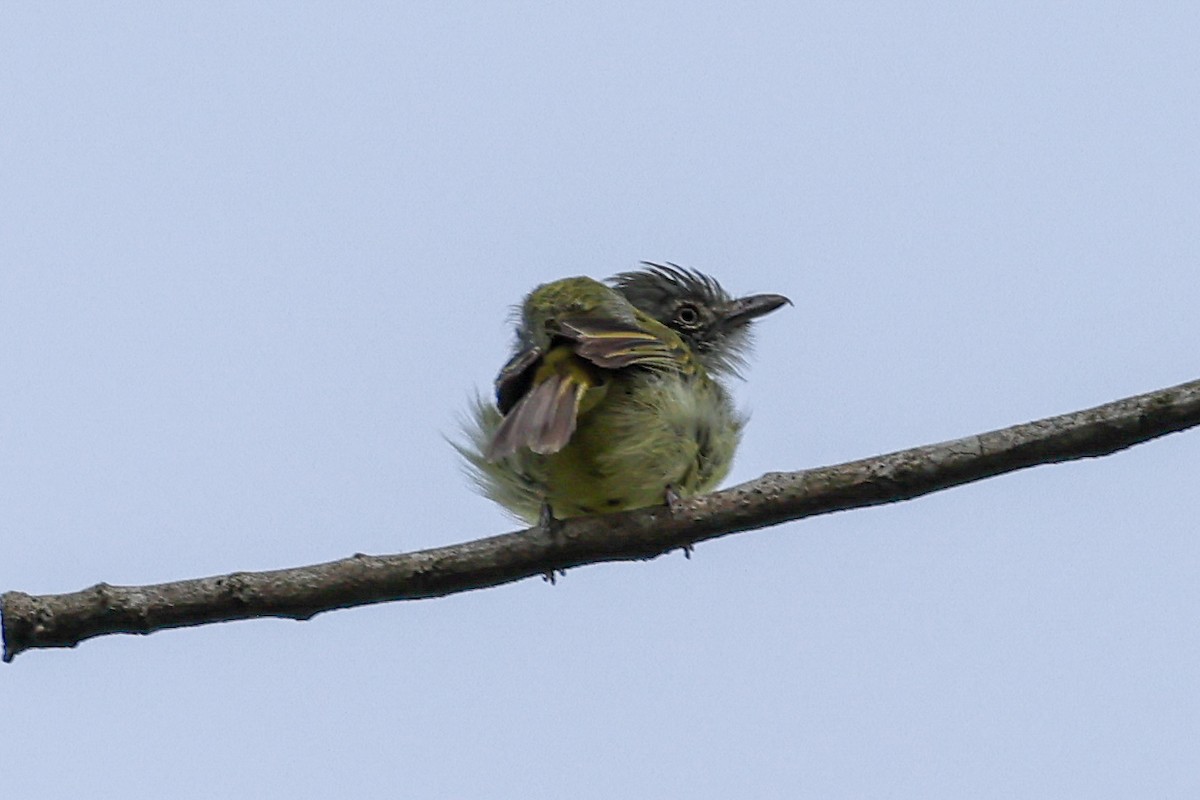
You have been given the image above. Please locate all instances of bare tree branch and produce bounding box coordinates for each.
[4,378,1198,662]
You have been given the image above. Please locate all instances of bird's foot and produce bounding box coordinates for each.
[537,502,566,584]
[537,501,563,536]
[664,485,694,559]
[664,485,685,514]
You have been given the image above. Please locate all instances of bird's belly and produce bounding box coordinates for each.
[539,375,737,518]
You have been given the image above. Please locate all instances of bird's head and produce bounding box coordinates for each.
[610,262,791,377]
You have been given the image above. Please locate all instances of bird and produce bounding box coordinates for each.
[454,262,790,524]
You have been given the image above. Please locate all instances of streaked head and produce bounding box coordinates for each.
[609,262,791,376]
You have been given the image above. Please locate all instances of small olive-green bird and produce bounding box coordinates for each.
[456,262,789,524]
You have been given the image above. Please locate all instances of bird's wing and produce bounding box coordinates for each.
[486,314,684,461]
[494,345,542,415]
[556,315,684,372]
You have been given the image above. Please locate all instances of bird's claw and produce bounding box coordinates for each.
[538,502,566,584]
[663,486,693,558]
[664,485,686,515]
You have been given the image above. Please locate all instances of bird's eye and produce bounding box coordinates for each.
[674,303,701,327]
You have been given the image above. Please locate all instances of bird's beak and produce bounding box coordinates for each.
[722,293,792,326]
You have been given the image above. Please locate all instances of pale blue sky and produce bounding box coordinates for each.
[2,3,1198,797]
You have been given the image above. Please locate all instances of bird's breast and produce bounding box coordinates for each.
[538,372,742,517]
